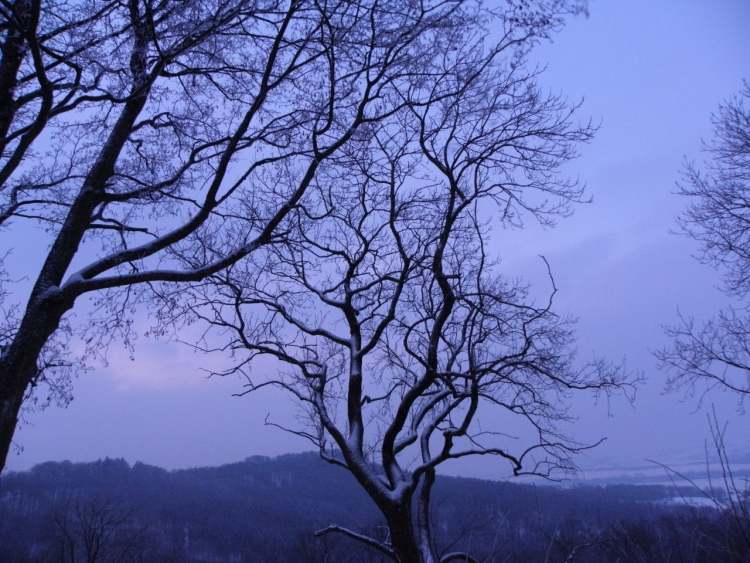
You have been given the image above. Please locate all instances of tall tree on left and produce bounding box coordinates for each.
[0,0,486,471]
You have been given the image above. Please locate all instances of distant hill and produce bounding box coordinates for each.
[0,452,743,562]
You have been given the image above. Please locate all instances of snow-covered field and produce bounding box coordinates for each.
[572,453,750,507]
[577,461,750,488]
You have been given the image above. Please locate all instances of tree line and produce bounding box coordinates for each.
[1,453,747,562]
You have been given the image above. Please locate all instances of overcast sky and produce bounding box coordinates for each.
[5,0,750,478]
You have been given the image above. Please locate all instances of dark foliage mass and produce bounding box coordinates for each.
[1,453,747,563]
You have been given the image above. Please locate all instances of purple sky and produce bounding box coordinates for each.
[5,0,750,477]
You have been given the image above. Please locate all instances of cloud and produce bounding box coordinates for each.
[102,340,211,391]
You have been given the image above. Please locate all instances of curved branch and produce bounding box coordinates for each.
[440,552,479,563]
[314,525,395,560]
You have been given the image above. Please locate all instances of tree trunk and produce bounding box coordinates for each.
[0,0,38,153]
[0,157,116,471]
[415,468,437,559]
[0,388,24,471]
[385,506,438,563]
[0,184,101,471]
[0,25,151,469]
[0,290,72,469]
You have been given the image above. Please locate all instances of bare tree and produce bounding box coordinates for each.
[170,5,633,560]
[0,0,487,470]
[649,408,750,561]
[52,495,149,563]
[654,81,750,562]
[657,82,750,406]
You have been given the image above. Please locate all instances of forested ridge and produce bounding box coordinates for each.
[1,452,747,562]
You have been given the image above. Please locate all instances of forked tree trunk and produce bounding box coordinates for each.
[379,474,443,563]
[385,507,438,563]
